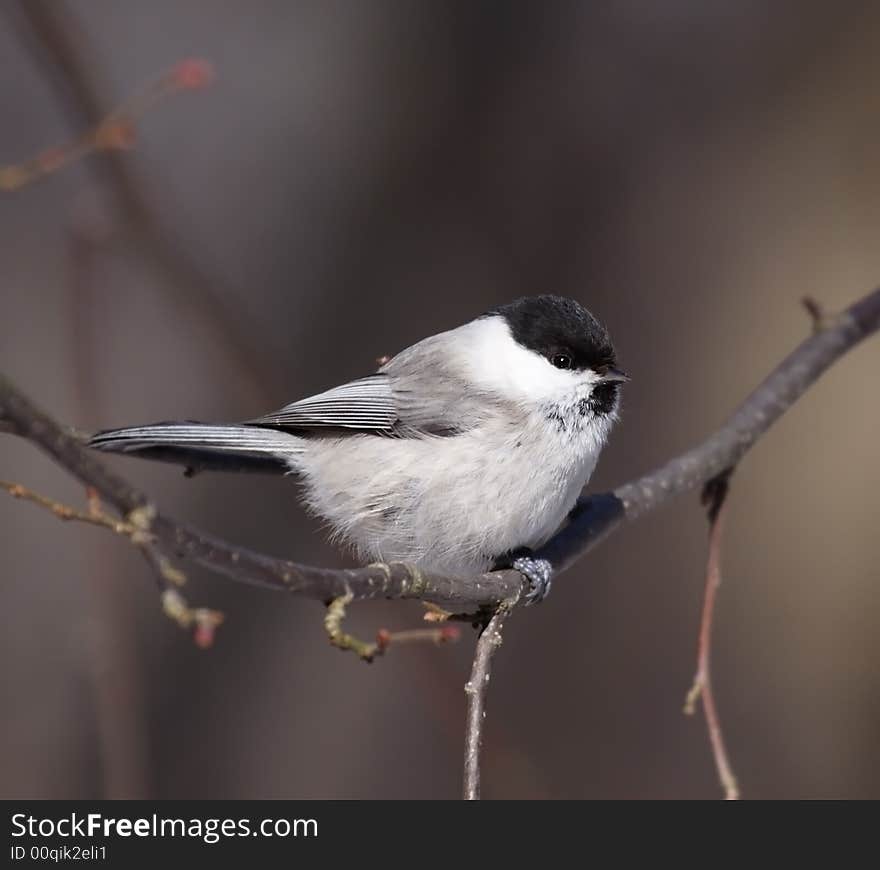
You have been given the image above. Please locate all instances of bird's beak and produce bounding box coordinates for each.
[598,366,630,383]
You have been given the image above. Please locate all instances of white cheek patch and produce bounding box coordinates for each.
[456,316,584,405]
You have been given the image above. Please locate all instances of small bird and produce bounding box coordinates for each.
[90,295,627,603]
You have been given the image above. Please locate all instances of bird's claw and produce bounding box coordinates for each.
[512,555,554,605]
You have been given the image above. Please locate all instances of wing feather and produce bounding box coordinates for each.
[250,325,493,436]
[249,374,398,431]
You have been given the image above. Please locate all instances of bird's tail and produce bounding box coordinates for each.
[89,422,302,474]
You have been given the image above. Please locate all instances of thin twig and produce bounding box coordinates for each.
[376,625,460,649]
[0,479,222,644]
[0,57,211,191]
[324,591,460,661]
[1,479,136,534]
[463,602,515,799]
[684,471,740,800]
[324,592,381,661]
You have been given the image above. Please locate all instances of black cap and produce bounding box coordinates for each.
[487,295,616,372]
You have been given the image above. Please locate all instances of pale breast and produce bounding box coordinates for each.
[291,405,609,578]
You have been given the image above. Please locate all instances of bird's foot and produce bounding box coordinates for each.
[494,548,554,605]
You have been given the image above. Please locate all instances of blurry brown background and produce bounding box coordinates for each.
[2,0,879,799]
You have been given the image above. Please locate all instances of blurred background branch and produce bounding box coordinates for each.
[9,0,284,401]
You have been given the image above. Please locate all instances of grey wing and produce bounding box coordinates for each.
[252,329,491,436]
[381,330,493,435]
[248,332,492,438]
[250,374,398,432]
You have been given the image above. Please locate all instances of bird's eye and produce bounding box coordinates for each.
[551,353,574,370]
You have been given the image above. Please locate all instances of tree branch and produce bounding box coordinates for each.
[463,603,515,800]
[684,471,740,800]
[2,288,879,613]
